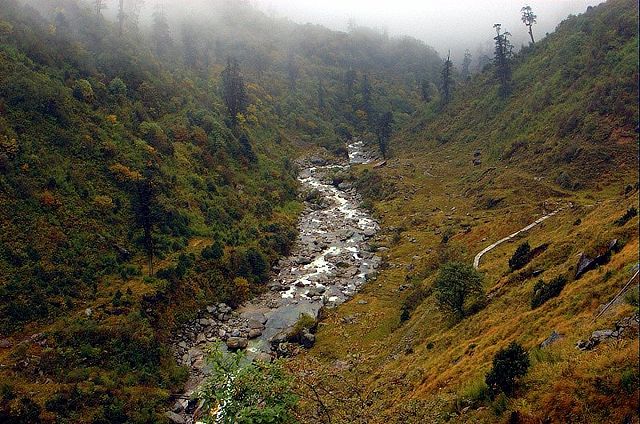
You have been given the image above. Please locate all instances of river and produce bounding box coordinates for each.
[168,140,380,423]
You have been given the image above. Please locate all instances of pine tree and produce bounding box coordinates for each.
[222,57,248,127]
[440,51,454,107]
[152,7,173,58]
[317,79,326,110]
[420,79,432,102]
[361,74,373,121]
[493,24,513,98]
[376,111,394,159]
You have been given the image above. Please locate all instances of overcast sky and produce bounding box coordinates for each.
[252,0,604,59]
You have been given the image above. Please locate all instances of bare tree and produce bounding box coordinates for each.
[521,5,538,44]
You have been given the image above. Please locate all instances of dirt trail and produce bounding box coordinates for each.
[473,208,563,269]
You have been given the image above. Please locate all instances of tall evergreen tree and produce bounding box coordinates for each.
[344,69,357,97]
[221,57,248,127]
[181,23,198,67]
[361,74,373,119]
[420,79,432,102]
[317,79,326,110]
[521,6,538,44]
[493,24,513,98]
[135,162,160,276]
[440,51,454,107]
[152,7,173,58]
[461,49,473,80]
[287,53,299,91]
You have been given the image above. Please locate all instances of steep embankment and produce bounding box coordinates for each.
[0,0,443,422]
[294,1,639,423]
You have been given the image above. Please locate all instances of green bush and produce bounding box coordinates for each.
[531,275,568,308]
[485,342,530,398]
[508,241,531,271]
[434,262,485,320]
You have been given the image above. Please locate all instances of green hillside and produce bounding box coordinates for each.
[0,0,442,421]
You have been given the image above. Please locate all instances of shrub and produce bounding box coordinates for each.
[400,284,431,323]
[508,241,531,271]
[531,275,568,308]
[108,78,127,96]
[72,79,94,102]
[614,207,638,226]
[434,262,484,320]
[485,342,530,398]
[197,344,298,424]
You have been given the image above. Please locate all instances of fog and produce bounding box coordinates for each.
[101,0,603,62]
[254,0,604,60]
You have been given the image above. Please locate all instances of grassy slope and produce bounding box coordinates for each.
[294,1,639,422]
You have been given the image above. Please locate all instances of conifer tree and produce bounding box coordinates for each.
[493,24,513,98]
[152,7,173,58]
[376,111,394,159]
[440,51,454,107]
[222,57,248,127]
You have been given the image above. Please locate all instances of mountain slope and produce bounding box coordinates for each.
[294,1,639,423]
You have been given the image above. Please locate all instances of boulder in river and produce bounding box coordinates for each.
[248,328,263,339]
[165,411,186,424]
[226,337,249,350]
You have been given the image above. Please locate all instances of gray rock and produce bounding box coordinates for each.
[254,353,273,363]
[226,337,248,350]
[248,329,263,339]
[591,329,614,340]
[165,411,186,424]
[540,330,562,349]
[206,306,216,313]
[248,319,265,330]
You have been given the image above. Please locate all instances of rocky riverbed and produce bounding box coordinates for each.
[168,141,380,423]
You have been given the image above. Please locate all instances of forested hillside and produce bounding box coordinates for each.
[0,0,443,421]
[294,1,639,423]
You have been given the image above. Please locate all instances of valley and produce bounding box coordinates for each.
[0,0,637,423]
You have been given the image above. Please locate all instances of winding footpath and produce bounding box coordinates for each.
[168,141,380,423]
[473,208,563,269]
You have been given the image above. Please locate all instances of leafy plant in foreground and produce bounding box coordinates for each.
[196,344,298,424]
